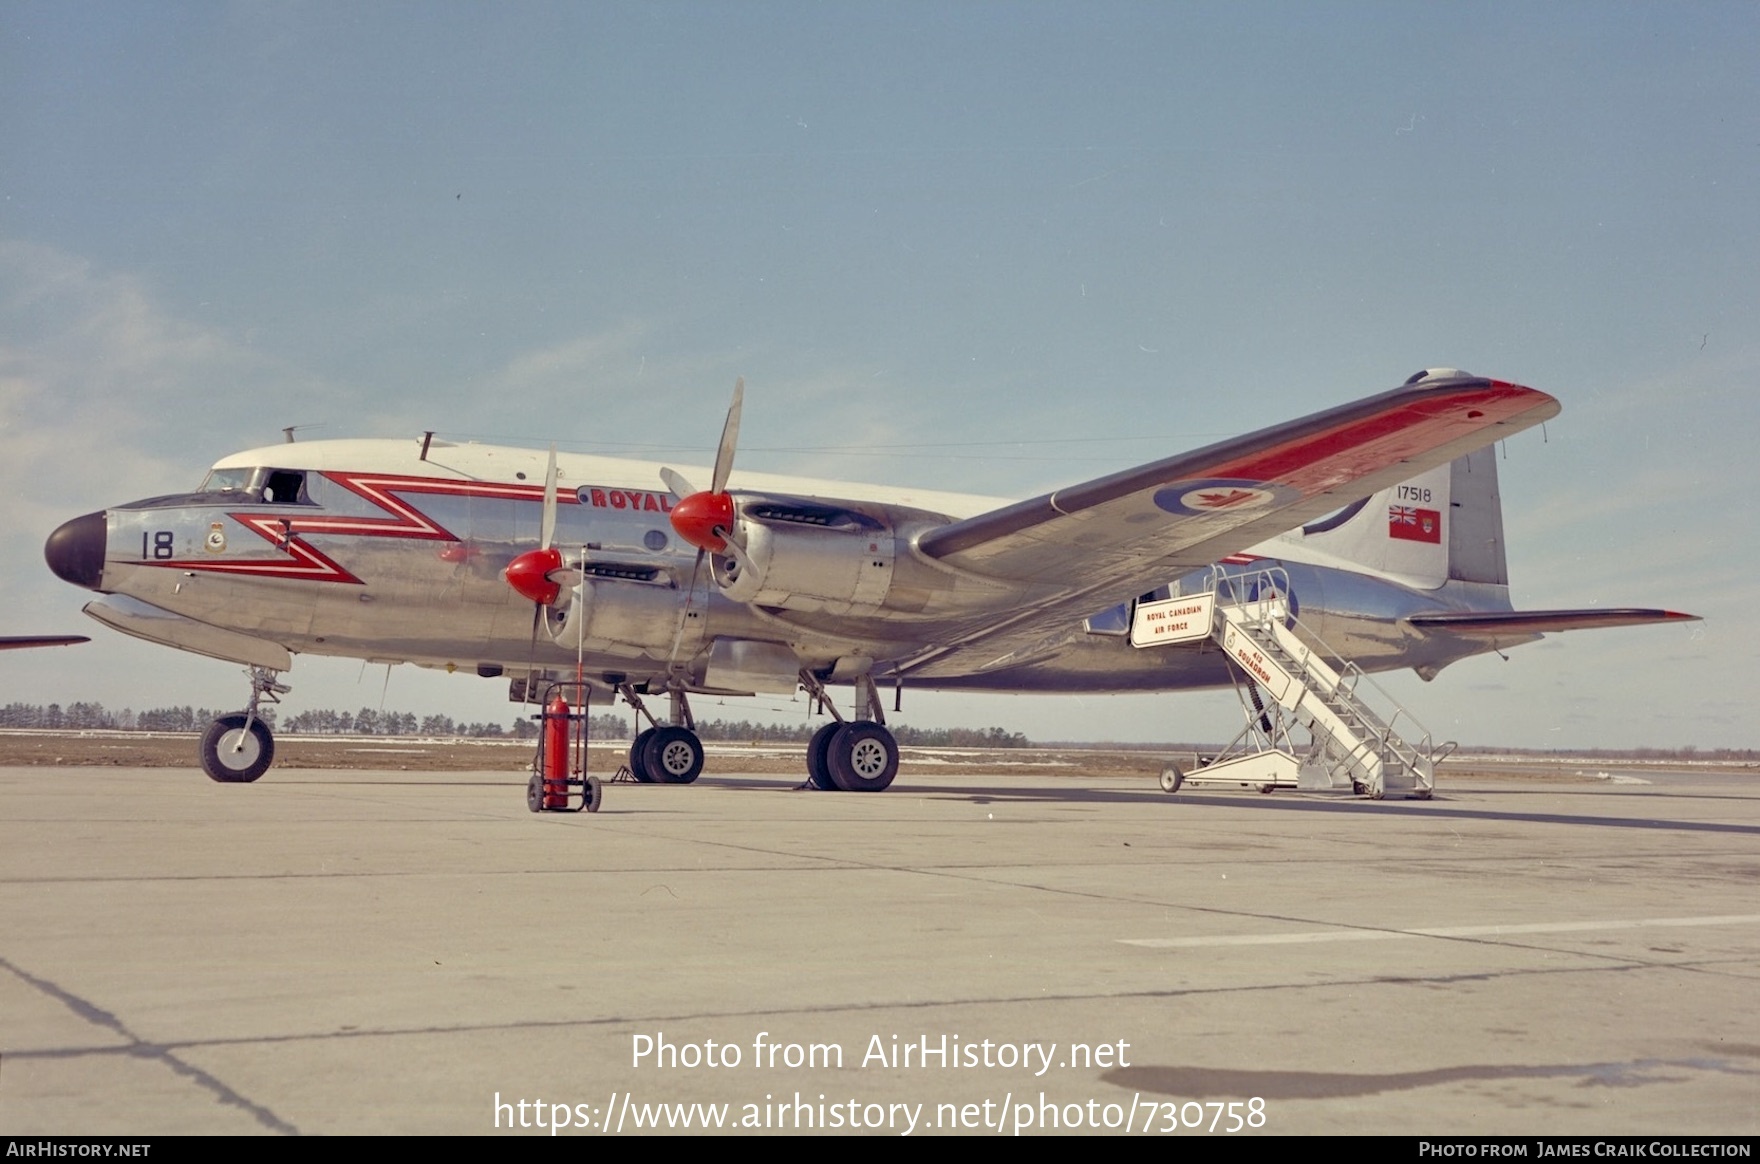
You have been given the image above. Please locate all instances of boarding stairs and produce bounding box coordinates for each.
[1176,567,1452,799]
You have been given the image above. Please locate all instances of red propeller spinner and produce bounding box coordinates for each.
[669,491,735,553]
[504,545,563,605]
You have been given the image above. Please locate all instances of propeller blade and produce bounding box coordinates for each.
[669,378,746,554]
[666,547,707,669]
[524,601,544,703]
[539,444,558,551]
[710,377,743,495]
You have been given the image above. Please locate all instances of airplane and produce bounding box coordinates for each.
[41,368,1694,795]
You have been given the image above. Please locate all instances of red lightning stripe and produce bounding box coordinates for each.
[177,516,366,583]
[313,472,577,540]
[144,472,577,584]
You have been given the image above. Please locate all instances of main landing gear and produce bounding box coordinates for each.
[200,666,288,783]
[619,684,705,785]
[609,673,901,793]
[799,671,899,793]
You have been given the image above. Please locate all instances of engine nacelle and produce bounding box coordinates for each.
[715,509,895,615]
[544,577,705,660]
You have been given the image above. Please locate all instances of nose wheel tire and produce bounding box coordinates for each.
[200,713,275,783]
[643,725,704,784]
[828,721,898,793]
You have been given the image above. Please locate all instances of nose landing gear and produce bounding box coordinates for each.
[199,666,288,783]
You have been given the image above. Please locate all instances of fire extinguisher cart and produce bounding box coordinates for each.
[526,680,603,813]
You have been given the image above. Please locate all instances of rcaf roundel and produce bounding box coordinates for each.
[1154,479,1291,517]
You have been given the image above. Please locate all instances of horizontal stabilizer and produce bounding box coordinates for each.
[1406,608,1699,636]
[0,635,89,650]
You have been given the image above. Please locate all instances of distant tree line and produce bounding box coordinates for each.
[1456,744,1760,761]
[280,708,535,738]
[0,702,263,732]
[0,701,1034,748]
[513,713,1031,747]
[670,719,1033,748]
[0,701,529,737]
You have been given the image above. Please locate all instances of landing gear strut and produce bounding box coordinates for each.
[798,670,899,792]
[199,666,287,783]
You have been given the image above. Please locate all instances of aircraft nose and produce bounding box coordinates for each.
[45,510,107,591]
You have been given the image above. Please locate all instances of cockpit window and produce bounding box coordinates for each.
[200,468,256,494]
[195,467,309,504]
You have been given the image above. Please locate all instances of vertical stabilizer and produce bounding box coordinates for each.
[1445,444,1507,585]
[1290,444,1507,591]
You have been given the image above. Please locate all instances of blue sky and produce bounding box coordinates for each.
[3,2,1754,748]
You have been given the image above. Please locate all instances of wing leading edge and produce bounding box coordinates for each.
[916,373,1561,591]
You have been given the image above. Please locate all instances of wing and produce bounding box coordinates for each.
[898,373,1560,677]
[919,373,1557,586]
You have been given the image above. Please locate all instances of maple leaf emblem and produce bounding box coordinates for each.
[1194,489,1258,509]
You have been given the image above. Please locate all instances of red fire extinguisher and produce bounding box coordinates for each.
[544,693,570,809]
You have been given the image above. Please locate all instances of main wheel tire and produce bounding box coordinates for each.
[629,727,658,782]
[805,721,841,790]
[1159,763,1183,793]
[200,713,274,783]
[828,721,898,793]
[643,725,704,784]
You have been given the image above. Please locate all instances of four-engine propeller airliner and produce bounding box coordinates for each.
[42,369,1694,793]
